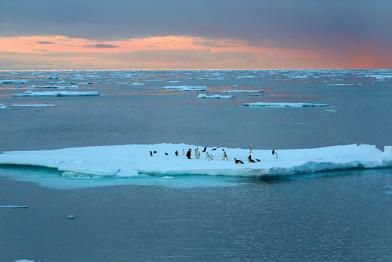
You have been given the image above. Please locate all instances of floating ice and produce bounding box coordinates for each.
[29,84,79,89]
[0,205,28,209]
[326,83,361,86]
[14,91,100,97]
[0,104,6,109]
[0,79,28,84]
[10,104,56,108]
[0,144,391,179]
[162,86,207,91]
[128,82,146,86]
[197,94,233,99]
[243,102,329,108]
[221,89,263,94]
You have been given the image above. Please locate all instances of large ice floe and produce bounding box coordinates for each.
[0,144,391,180]
[197,94,233,99]
[162,86,207,91]
[14,91,100,97]
[243,102,329,108]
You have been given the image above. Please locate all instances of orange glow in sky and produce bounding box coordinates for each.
[0,35,390,70]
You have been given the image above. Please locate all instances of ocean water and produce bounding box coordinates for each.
[1,69,392,261]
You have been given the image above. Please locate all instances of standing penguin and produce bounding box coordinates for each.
[195,148,201,159]
[202,146,207,152]
[222,149,228,161]
[272,149,279,159]
[150,151,153,157]
[175,150,179,157]
[186,149,192,159]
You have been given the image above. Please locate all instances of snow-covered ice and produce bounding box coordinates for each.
[162,86,207,91]
[0,144,390,179]
[0,79,28,84]
[197,94,233,99]
[221,89,263,94]
[128,82,146,86]
[14,91,100,97]
[243,102,329,108]
[29,84,79,89]
[10,104,56,108]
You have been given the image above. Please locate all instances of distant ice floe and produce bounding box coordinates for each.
[14,91,100,97]
[10,104,56,108]
[366,74,392,81]
[0,144,391,179]
[243,102,329,108]
[0,79,28,84]
[29,84,79,89]
[221,89,263,94]
[0,104,6,109]
[128,82,146,86]
[197,94,233,99]
[325,109,337,113]
[162,86,207,91]
[326,83,362,86]
[15,260,35,262]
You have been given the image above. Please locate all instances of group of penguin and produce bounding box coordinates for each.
[149,146,279,164]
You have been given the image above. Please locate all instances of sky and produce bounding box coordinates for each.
[0,0,391,70]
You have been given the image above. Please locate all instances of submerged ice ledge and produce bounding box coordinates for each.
[0,144,391,179]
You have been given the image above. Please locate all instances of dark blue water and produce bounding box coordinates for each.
[1,69,392,261]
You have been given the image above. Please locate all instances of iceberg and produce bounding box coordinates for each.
[0,79,28,84]
[162,86,207,91]
[243,102,329,108]
[0,144,391,179]
[14,91,100,97]
[197,94,233,99]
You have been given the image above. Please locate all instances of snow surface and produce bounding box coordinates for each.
[197,94,233,99]
[162,86,207,91]
[0,79,28,84]
[243,102,329,108]
[14,91,100,97]
[0,144,391,178]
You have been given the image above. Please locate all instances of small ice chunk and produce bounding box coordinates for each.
[0,104,6,109]
[66,214,77,220]
[162,86,207,91]
[325,109,337,113]
[243,102,329,108]
[128,82,146,86]
[14,91,100,97]
[15,259,35,262]
[197,94,232,99]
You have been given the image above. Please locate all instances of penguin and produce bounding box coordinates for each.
[256,159,261,162]
[249,147,253,154]
[222,149,228,161]
[150,151,153,157]
[186,149,191,159]
[153,151,157,154]
[234,158,244,164]
[272,149,279,159]
[202,146,207,152]
[212,147,218,151]
[248,155,255,163]
[165,152,169,156]
[195,148,201,159]
[175,150,179,156]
